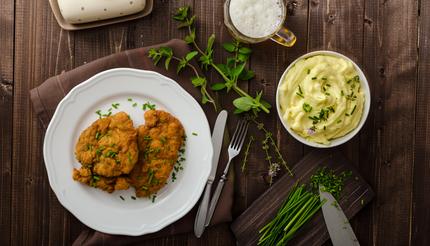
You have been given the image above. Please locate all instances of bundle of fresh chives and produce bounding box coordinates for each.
[258,185,324,245]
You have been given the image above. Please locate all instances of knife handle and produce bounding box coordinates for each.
[205,174,227,227]
[194,181,213,238]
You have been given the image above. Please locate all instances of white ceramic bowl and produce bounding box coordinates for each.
[276,50,371,148]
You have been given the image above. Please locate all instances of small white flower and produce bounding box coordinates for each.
[268,163,280,178]
[307,128,315,135]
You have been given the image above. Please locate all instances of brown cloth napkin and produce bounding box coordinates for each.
[30,39,234,245]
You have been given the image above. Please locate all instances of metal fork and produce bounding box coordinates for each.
[204,119,249,226]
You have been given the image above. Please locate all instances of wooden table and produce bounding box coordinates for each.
[1,0,429,245]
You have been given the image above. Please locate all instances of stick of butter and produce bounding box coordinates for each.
[58,0,146,24]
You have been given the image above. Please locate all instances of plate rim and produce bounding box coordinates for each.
[43,68,213,235]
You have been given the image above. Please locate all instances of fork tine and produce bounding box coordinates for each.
[235,121,249,150]
[230,120,246,148]
[230,120,244,147]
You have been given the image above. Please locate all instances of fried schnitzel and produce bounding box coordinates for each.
[129,110,185,197]
[73,112,138,192]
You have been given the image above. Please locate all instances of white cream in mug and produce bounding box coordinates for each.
[229,0,284,38]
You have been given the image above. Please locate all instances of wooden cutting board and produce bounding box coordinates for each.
[231,150,375,245]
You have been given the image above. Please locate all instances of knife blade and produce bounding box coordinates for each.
[319,185,360,246]
[194,110,228,238]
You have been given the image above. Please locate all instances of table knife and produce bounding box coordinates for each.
[194,110,228,238]
[319,185,360,246]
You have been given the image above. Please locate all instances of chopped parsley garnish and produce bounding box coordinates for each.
[296,92,304,98]
[93,175,100,181]
[112,103,120,109]
[307,69,311,74]
[127,152,133,163]
[192,132,198,136]
[310,167,352,199]
[350,105,357,115]
[302,103,312,113]
[127,98,133,102]
[308,107,332,124]
[95,146,105,156]
[312,77,317,80]
[143,135,152,141]
[151,195,157,203]
[95,131,102,140]
[337,119,342,123]
[132,102,138,107]
[131,196,136,200]
[148,169,154,184]
[160,136,167,144]
[120,195,125,201]
[86,144,93,151]
[142,102,156,110]
[322,77,327,80]
[105,150,118,158]
[346,91,357,101]
[102,111,112,117]
[96,110,102,118]
[296,85,304,98]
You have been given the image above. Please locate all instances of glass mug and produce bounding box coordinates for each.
[224,0,296,47]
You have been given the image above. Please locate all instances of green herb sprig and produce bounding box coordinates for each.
[248,116,293,183]
[149,6,271,115]
[148,47,216,110]
[241,135,254,172]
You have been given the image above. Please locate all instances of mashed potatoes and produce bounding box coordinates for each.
[278,55,365,145]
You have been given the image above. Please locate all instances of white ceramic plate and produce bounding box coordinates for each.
[43,68,213,235]
[276,50,371,148]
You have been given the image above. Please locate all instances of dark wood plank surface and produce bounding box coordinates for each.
[1,0,429,245]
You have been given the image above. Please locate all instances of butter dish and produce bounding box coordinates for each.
[49,0,153,30]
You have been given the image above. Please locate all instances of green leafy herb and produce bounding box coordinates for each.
[112,103,120,109]
[132,102,137,107]
[148,6,272,115]
[151,194,157,203]
[95,131,102,140]
[131,196,136,200]
[120,195,125,201]
[142,102,156,110]
[192,132,198,136]
[95,110,102,118]
[310,167,352,199]
[303,103,312,113]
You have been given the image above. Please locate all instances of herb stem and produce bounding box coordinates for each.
[187,25,205,55]
[241,136,254,172]
[171,56,217,108]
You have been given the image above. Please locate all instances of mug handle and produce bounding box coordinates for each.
[271,26,296,47]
